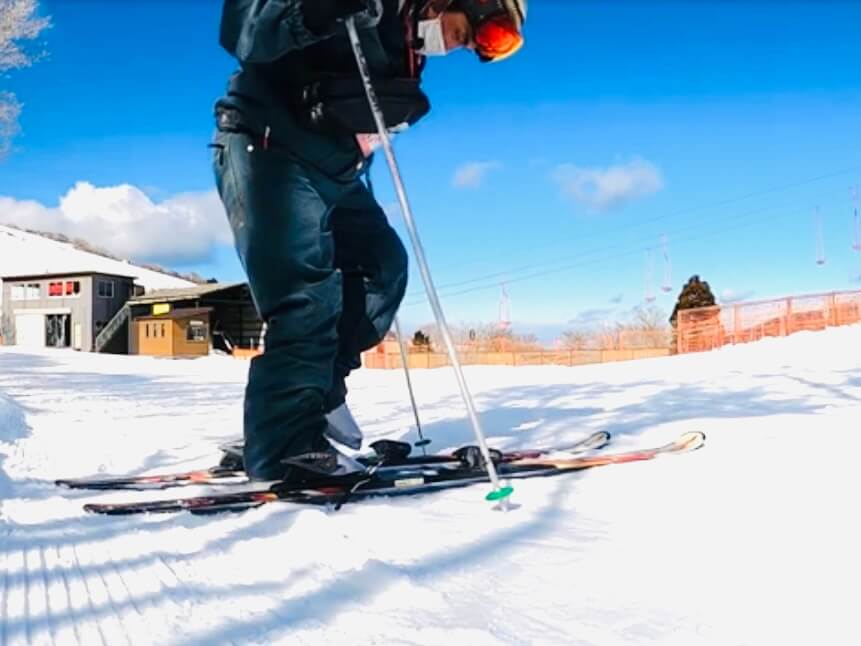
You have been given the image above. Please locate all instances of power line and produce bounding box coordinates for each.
[401,163,861,298]
[399,198,834,308]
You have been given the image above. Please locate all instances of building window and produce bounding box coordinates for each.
[13,283,43,300]
[97,280,115,298]
[145,324,149,338]
[161,323,166,338]
[186,321,208,342]
[47,281,80,298]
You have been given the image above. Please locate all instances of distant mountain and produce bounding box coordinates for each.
[0,223,201,291]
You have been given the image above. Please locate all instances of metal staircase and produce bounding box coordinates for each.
[94,305,130,353]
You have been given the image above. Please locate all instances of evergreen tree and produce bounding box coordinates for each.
[670,275,717,327]
[412,330,431,349]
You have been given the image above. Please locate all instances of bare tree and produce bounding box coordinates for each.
[559,329,591,350]
[560,304,672,351]
[1,0,50,156]
[630,303,666,331]
[1,312,14,342]
[621,303,672,348]
[418,321,541,352]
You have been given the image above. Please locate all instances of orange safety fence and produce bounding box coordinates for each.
[362,347,671,370]
[676,289,861,354]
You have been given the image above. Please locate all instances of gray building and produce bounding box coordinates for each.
[1,271,138,351]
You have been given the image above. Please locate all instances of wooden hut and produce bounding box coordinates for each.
[133,307,213,357]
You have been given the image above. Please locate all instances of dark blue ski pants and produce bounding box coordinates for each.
[212,97,407,480]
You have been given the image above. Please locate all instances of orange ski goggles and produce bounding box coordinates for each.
[456,0,526,63]
[474,13,524,62]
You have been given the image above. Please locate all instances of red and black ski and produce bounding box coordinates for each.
[56,430,611,491]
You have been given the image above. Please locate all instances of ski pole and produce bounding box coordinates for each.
[344,17,512,504]
[393,316,429,454]
[359,145,428,454]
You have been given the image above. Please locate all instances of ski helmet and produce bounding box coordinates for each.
[455,0,527,62]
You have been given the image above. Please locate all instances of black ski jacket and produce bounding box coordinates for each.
[220,0,384,64]
[215,0,420,175]
[220,0,413,93]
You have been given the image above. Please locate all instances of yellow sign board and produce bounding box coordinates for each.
[152,303,171,316]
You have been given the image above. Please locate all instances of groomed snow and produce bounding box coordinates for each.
[1,325,860,645]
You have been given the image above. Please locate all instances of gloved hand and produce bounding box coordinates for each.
[302,0,370,35]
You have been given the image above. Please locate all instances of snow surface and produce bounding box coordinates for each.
[1,326,860,645]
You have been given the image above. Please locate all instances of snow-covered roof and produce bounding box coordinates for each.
[0,224,196,291]
[1,270,138,281]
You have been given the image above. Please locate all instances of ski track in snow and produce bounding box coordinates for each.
[1,327,861,645]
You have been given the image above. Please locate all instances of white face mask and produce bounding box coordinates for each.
[416,17,448,56]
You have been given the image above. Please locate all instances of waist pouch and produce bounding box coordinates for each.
[292,75,430,135]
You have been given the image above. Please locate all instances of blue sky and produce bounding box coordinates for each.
[2,0,861,339]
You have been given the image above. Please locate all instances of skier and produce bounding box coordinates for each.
[212,0,527,481]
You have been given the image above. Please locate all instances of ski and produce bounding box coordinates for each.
[81,431,704,515]
[56,430,611,491]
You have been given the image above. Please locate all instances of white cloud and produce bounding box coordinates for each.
[552,158,664,211]
[0,181,232,264]
[452,161,502,189]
